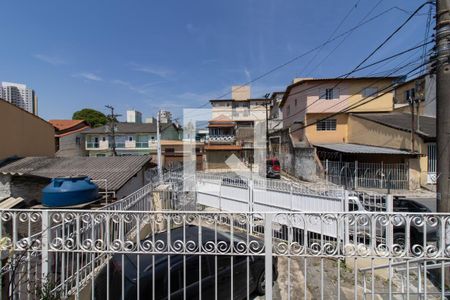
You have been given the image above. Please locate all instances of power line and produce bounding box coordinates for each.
[298,0,362,76]
[271,54,424,129]
[290,60,433,135]
[194,5,412,109]
[184,38,433,125]
[306,0,384,76]
[280,39,433,121]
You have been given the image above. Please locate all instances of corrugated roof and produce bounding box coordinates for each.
[83,122,174,134]
[352,113,436,139]
[0,156,154,191]
[315,143,413,155]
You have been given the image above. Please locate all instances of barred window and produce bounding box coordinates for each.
[316,119,337,131]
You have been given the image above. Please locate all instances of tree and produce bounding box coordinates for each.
[72,108,108,128]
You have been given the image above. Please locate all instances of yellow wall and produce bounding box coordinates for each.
[305,114,349,144]
[348,115,430,188]
[0,100,55,159]
[346,79,394,112]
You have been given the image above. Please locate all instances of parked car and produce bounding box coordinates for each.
[348,195,437,249]
[94,225,277,300]
[265,158,281,179]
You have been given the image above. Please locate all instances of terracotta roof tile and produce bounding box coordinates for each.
[49,120,86,131]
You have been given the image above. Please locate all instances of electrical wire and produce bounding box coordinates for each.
[289,60,434,135]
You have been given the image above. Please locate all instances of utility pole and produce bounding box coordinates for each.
[436,0,450,213]
[105,105,121,156]
[264,93,271,157]
[408,94,416,153]
[157,109,162,182]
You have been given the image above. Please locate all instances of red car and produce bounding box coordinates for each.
[266,158,281,179]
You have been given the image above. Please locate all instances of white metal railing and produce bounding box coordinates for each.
[207,135,236,144]
[0,210,449,300]
[324,160,410,190]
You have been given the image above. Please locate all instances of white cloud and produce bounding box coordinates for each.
[73,72,103,81]
[111,79,166,96]
[244,68,251,82]
[33,54,66,65]
[129,62,174,78]
[186,23,198,34]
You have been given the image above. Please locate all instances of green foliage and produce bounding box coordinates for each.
[72,108,108,128]
[37,279,60,300]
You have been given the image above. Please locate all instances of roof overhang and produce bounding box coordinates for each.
[315,143,419,156]
[205,145,242,151]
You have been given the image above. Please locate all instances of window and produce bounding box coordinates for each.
[75,137,81,145]
[325,88,333,100]
[316,119,337,131]
[165,147,175,153]
[363,87,378,97]
[295,99,298,107]
[405,88,415,102]
[321,88,339,100]
[287,105,291,116]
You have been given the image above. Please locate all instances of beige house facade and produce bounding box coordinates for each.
[0,99,54,160]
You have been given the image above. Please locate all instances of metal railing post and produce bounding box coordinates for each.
[41,210,49,284]
[344,190,350,247]
[386,194,394,251]
[290,182,294,210]
[354,160,358,189]
[264,214,273,300]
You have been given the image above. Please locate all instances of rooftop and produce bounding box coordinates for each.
[49,119,87,131]
[315,143,415,155]
[83,122,175,134]
[0,156,155,191]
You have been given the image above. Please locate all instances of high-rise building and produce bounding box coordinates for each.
[0,82,38,115]
[126,109,143,123]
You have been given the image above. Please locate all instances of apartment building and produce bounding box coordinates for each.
[205,86,270,169]
[0,82,38,114]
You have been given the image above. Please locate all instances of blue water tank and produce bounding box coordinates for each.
[41,176,100,207]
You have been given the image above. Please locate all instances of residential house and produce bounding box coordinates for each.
[205,86,271,169]
[393,74,436,117]
[0,98,54,161]
[277,77,436,190]
[83,122,181,156]
[269,92,285,132]
[49,119,90,157]
[0,156,155,206]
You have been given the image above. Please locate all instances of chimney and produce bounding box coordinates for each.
[231,85,251,100]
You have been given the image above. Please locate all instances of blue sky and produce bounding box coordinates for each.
[0,0,432,121]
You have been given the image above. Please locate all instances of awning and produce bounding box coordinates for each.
[315,143,414,155]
